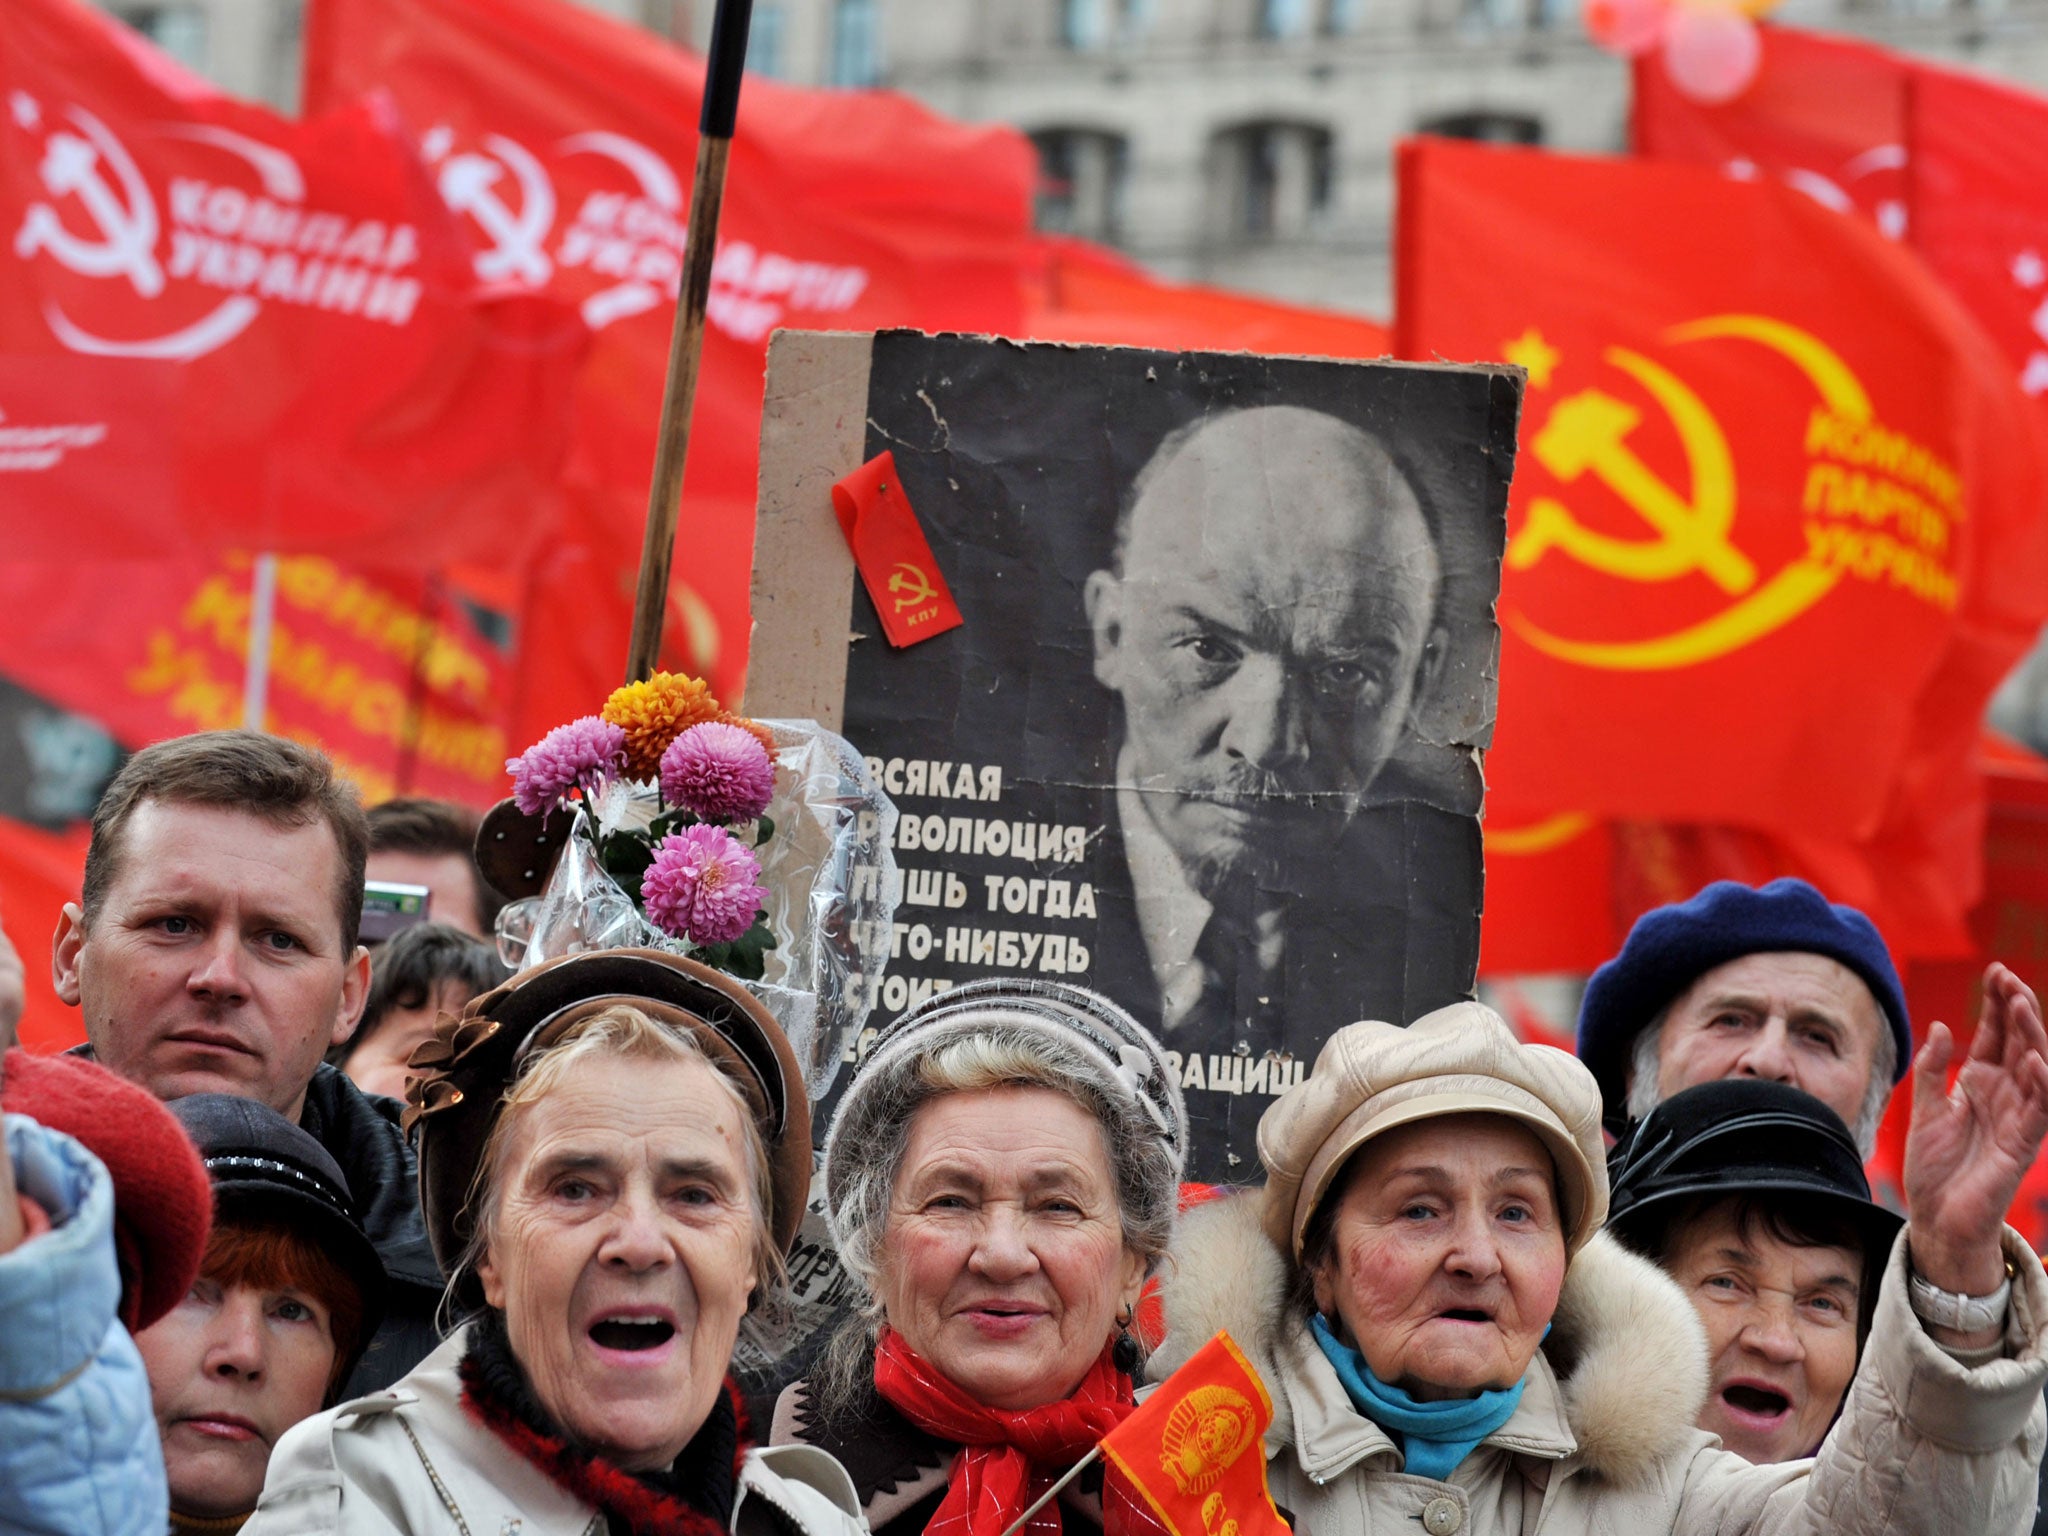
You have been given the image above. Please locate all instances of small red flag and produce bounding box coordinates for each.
[1101,1332,1289,1536]
[831,450,965,648]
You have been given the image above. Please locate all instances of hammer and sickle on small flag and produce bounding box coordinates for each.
[831,450,965,648]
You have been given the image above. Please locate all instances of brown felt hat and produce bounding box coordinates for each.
[1258,1001,1608,1262]
[403,949,812,1309]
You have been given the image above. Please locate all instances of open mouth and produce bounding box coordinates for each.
[1439,1309,1492,1323]
[1721,1384,1791,1417]
[588,1316,677,1352]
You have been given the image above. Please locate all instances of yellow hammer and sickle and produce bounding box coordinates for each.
[1506,315,1868,671]
[1512,349,1754,594]
[887,562,936,612]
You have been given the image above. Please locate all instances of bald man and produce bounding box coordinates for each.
[1082,405,1455,1056]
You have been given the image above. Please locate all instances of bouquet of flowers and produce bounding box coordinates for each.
[504,672,783,978]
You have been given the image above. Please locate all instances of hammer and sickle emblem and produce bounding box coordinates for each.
[1509,348,1754,595]
[437,134,557,288]
[887,562,937,612]
[1505,315,1873,671]
[14,105,163,298]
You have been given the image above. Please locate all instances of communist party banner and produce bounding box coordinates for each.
[1101,1332,1288,1536]
[0,556,516,811]
[302,0,1037,705]
[1397,138,2048,957]
[0,816,89,1055]
[1635,28,2048,416]
[1,0,585,567]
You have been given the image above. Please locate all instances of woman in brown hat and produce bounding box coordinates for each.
[1153,999,2048,1535]
[242,950,865,1536]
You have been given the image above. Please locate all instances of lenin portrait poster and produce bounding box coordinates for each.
[751,329,1520,1181]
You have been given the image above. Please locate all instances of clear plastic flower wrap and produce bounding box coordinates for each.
[496,718,898,1099]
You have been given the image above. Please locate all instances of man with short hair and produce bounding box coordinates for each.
[1575,877,2036,1158]
[364,796,503,940]
[49,730,441,1395]
[1081,404,1473,1057]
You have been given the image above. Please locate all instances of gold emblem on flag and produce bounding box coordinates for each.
[1159,1385,1259,1496]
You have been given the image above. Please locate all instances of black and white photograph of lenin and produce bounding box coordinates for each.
[827,331,1519,1179]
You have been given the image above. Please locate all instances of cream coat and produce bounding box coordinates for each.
[244,1329,869,1536]
[1153,1193,2048,1536]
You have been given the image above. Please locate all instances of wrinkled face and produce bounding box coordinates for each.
[341,978,475,1103]
[880,1086,1146,1411]
[1665,1203,1862,1464]
[1085,407,1440,895]
[1652,953,1885,1132]
[477,1053,760,1473]
[1312,1116,1566,1402]
[365,849,485,938]
[136,1267,337,1519]
[55,801,369,1121]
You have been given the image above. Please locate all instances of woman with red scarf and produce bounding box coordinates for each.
[772,980,1188,1536]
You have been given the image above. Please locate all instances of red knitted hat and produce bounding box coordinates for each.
[3,1049,212,1331]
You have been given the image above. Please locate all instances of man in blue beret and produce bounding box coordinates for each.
[1576,877,2037,1157]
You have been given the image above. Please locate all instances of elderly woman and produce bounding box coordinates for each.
[772,979,1187,1536]
[143,1095,385,1535]
[246,950,866,1536]
[1605,1079,1904,1465]
[1156,999,2048,1534]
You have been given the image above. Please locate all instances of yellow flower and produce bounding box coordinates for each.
[602,671,721,780]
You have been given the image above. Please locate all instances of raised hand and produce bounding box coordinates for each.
[1903,962,2048,1301]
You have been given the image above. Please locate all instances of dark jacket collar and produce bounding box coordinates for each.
[298,1063,441,1292]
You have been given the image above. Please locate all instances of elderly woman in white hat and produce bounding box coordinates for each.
[771,978,1187,1536]
[1154,1001,2048,1535]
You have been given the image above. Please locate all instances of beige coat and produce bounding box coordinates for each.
[1153,1193,2048,1536]
[244,1329,868,1536]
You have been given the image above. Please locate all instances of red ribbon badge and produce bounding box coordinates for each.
[830,450,965,648]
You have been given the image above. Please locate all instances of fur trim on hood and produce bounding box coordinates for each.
[1152,1191,1709,1486]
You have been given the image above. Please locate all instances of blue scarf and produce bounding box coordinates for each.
[1309,1314,1529,1482]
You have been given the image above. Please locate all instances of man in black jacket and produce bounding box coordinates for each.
[50,730,442,1395]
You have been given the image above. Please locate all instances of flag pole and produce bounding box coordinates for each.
[624,0,754,684]
[998,1446,1101,1536]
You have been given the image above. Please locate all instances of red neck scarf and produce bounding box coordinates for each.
[872,1328,1138,1536]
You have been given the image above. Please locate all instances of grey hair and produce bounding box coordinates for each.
[812,1023,1179,1414]
[442,1003,787,1334]
[1624,1004,1897,1158]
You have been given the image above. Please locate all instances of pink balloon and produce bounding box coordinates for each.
[1662,8,1762,103]
[1584,0,1670,57]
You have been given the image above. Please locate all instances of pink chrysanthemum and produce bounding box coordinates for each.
[641,824,767,946]
[505,716,627,817]
[660,721,776,824]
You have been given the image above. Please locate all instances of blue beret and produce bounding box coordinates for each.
[1576,878,1911,1130]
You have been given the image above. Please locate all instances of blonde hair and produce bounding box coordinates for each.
[451,1003,784,1321]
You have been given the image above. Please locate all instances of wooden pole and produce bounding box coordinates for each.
[625,0,755,684]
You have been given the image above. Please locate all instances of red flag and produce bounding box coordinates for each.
[1397,138,2046,889]
[302,0,1037,703]
[1632,27,1911,242]
[0,555,519,810]
[0,816,89,1055]
[1101,1332,1288,1536]
[1,0,584,566]
[1025,234,1391,359]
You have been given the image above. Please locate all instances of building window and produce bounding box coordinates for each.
[115,4,208,72]
[1419,110,1544,144]
[1063,0,1153,48]
[830,0,881,87]
[1030,128,1129,240]
[1258,0,1312,36]
[1321,0,1365,32]
[747,2,786,77]
[1210,120,1333,240]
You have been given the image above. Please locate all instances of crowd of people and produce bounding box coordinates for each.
[4,725,2047,1533]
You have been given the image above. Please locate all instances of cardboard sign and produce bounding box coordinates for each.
[752,330,1518,1181]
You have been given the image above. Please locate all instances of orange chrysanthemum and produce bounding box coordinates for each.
[602,671,721,780]
[716,711,779,759]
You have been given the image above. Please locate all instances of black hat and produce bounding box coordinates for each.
[1606,1079,1902,1262]
[167,1094,387,1347]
